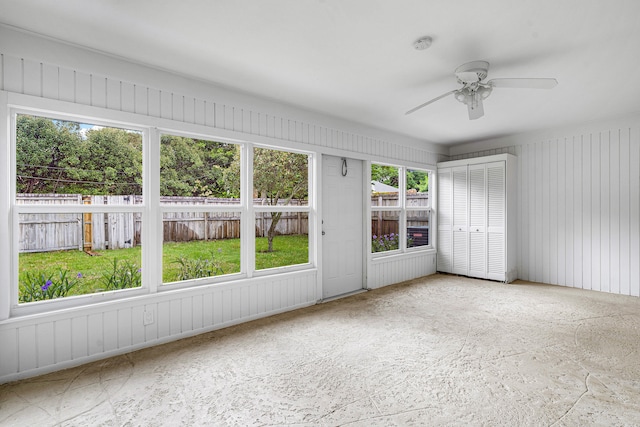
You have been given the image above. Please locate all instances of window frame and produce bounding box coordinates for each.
[10,109,151,316]
[370,162,432,258]
[5,104,316,317]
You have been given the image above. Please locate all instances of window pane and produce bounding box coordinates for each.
[160,135,240,204]
[371,164,399,206]
[162,211,241,283]
[18,212,142,303]
[371,210,400,252]
[255,212,309,269]
[406,169,429,193]
[253,147,309,206]
[407,210,430,248]
[16,115,142,204]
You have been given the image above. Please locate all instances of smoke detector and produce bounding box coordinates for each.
[413,36,433,50]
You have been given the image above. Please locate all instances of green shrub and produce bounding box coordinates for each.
[174,251,224,281]
[101,258,142,290]
[372,233,399,252]
[19,269,82,303]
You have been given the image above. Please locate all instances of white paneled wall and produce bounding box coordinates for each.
[0,27,442,383]
[0,271,317,382]
[450,119,640,296]
[369,252,437,289]
[0,52,446,166]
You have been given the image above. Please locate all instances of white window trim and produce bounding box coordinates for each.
[370,162,433,260]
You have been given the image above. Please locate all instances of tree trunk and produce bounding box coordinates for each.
[267,212,282,252]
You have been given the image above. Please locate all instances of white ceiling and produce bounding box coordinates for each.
[1,0,640,146]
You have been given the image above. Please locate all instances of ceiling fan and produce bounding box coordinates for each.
[406,60,558,120]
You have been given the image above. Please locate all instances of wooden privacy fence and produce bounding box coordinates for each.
[18,194,309,253]
[371,192,430,238]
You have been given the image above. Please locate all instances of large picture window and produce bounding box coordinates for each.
[160,135,242,285]
[370,163,431,254]
[9,109,314,314]
[14,114,145,305]
[253,147,310,271]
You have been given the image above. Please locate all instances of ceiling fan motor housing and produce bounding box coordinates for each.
[454,60,490,84]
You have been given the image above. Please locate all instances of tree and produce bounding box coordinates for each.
[371,164,399,187]
[16,115,81,193]
[160,135,238,197]
[406,170,428,192]
[64,127,143,195]
[224,147,308,252]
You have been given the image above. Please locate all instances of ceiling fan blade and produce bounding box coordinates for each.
[467,95,484,120]
[488,78,558,89]
[405,90,457,115]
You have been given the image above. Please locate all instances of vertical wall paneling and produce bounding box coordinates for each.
[528,143,537,281]
[232,106,242,132]
[619,129,630,295]
[36,322,54,368]
[519,144,528,280]
[600,132,611,292]
[203,293,213,327]
[118,307,133,348]
[631,127,640,297]
[542,141,550,284]
[54,318,72,364]
[42,64,59,99]
[106,78,121,110]
[213,290,223,325]
[192,294,203,330]
[160,90,172,119]
[610,131,621,294]
[535,142,544,284]
[194,99,205,125]
[131,305,145,344]
[91,75,107,108]
[4,55,22,93]
[58,68,75,102]
[591,135,601,291]
[134,85,148,115]
[549,139,558,285]
[23,59,41,97]
[18,325,37,372]
[173,94,184,122]
[87,313,104,356]
[149,88,161,117]
[75,71,91,105]
[71,316,88,360]
[170,299,181,335]
[103,310,118,352]
[581,136,591,290]
[121,82,135,113]
[181,297,192,333]
[450,119,640,297]
[0,329,17,376]
[183,96,194,124]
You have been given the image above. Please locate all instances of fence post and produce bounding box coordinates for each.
[82,195,92,252]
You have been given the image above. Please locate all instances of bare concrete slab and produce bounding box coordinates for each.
[2,273,640,426]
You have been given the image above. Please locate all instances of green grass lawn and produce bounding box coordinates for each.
[19,235,309,301]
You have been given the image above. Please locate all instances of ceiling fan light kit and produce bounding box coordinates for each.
[406,60,558,120]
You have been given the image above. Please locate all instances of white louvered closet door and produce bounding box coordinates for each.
[452,166,468,275]
[437,168,453,273]
[486,161,506,280]
[468,164,487,278]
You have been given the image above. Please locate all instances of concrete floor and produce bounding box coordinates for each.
[2,273,640,426]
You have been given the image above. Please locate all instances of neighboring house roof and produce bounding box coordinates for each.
[371,181,398,193]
